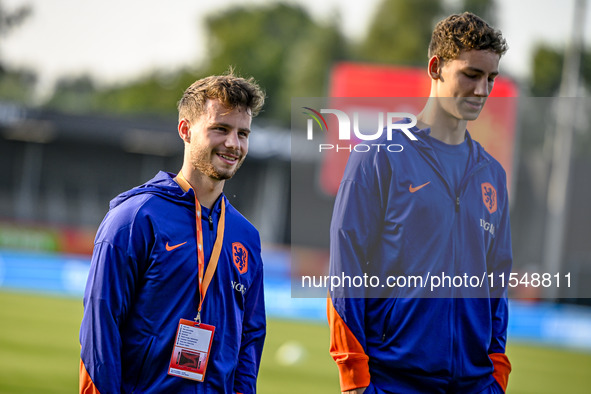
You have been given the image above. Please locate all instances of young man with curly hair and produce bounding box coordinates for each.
[328,12,512,394]
[80,73,267,393]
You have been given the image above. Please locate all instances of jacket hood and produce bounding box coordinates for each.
[109,171,193,210]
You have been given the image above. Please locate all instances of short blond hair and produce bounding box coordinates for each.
[177,71,265,122]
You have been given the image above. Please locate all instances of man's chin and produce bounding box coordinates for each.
[460,109,483,121]
[211,164,242,181]
[211,172,235,181]
[460,102,485,120]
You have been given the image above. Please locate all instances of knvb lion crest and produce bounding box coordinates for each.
[232,242,248,274]
[481,182,497,214]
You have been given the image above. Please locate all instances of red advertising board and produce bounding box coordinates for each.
[320,62,519,196]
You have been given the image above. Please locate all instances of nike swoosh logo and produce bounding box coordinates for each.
[409,181,431,193]
[165,241,187,251]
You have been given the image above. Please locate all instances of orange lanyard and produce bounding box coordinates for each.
[176,172,226,324]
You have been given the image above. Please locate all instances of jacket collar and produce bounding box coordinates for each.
[409,125,491,166]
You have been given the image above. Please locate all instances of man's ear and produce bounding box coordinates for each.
[178,119,191,143]
[428,56,442,80]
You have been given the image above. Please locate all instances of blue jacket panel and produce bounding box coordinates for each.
[80,171,266,393]
[329,127,512,393]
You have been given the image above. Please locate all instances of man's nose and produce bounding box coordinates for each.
[225,130,240,150]
[475,77,491,97]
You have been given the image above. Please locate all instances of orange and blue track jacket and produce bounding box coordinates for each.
[328,128,512,393]
[79,171,265,393]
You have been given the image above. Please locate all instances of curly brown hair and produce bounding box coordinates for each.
[428,12,508,60]
[177,69,265,122]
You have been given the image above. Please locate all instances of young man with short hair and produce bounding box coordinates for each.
[80,73,266,393]
[328,12,512,394]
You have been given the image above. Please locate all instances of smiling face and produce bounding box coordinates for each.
[185,99,252,181]
[431,49,501,121]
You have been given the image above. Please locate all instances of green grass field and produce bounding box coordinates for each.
[0,290,590,393]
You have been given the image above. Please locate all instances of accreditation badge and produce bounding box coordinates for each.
[168,319,215,382]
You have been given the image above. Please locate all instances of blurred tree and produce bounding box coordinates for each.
[530,44,591,96]
[45,68,203,117]
[91,70,197,116]
[46,4,346,124]
[0,0,35,103]
[203,3,347,123]
[0,68,36,102]
[0,0,31,39]
[44,75,96,113]
[356,0,443,66]
[281,18,347,100]
[530,45,563,96]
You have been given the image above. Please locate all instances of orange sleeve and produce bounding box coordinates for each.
[327,297,371,391]
[79,359,101,394]
[489,352,511,392]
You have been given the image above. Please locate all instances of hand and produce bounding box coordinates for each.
[343,388,366,394]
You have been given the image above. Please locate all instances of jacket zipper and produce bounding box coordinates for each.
[409,131,493,378]
[450,160,490,380]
